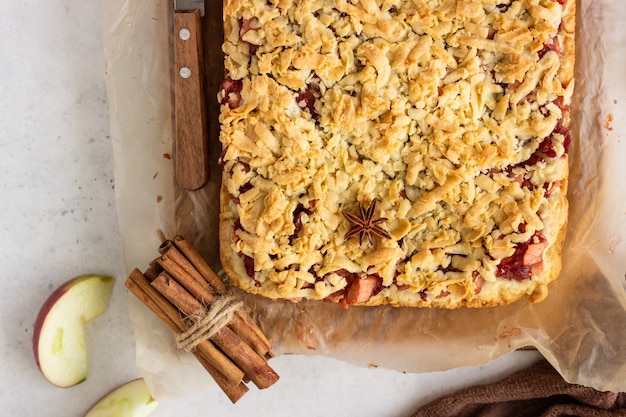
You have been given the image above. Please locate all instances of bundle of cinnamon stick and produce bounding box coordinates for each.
[124,235,278,403]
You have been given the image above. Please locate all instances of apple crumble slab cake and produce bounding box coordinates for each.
[217,0,575,308]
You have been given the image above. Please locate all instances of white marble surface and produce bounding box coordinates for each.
[0,1,542,416]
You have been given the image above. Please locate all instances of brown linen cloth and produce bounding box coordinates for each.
[411,360,626,417]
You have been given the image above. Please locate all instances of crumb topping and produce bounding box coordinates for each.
[219,0,574,307]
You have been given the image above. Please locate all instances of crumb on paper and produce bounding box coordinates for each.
[495,324,522,343]
[604,113,614,131]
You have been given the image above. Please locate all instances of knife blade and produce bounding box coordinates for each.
[173,0,208,190]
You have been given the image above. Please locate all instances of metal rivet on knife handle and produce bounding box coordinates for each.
[173,8,209,190]
[180,67,192,79]
[179,28,191,40]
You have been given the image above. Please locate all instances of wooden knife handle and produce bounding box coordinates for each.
[173,10,209,190]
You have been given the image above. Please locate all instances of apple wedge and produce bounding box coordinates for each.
[84,378,159,417]
[33,274,115,387]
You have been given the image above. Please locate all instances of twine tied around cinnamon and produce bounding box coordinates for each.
[176,293,244,352]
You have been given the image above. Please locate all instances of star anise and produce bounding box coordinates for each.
[343,198,392,246]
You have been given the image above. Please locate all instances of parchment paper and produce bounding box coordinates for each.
[103,0,626,400]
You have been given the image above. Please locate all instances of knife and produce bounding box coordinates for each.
[173,0,209,190]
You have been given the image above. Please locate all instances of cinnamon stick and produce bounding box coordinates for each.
[126,269,245,386]
[207,326,279,389]
[125,271,178,331]
[126,236,279,400]
[172,235,226,291]
[168,236,273,358]
[193,349,249,403]
[143,259,163,281]
[159,239,212,292]
[232,308,274,359]
[151,272,279,389]
[157,255,216,305]
[124,292,247,404]
[157,246,272,358]
[151,272,206,318]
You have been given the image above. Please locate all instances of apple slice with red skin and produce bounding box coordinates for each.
[84,378,159,417]
[33,274,115,387]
